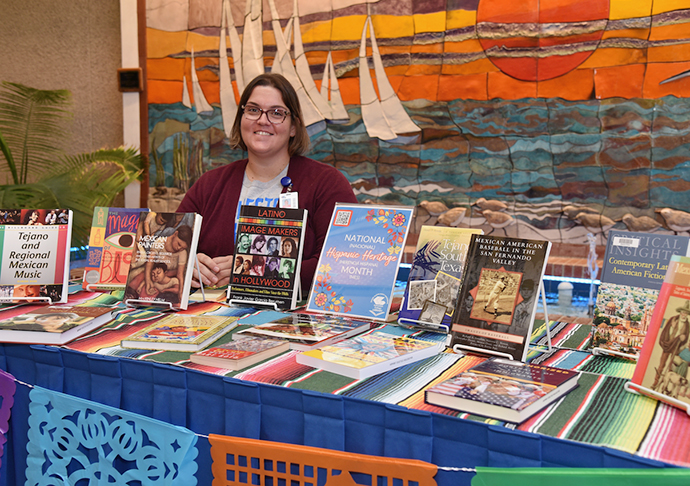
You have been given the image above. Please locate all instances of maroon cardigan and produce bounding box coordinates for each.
[177,155,358,291]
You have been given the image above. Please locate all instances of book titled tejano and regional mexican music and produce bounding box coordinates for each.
[0,209,73,304]
[450,234,551,361]
[227,205,307,310]
[424,358,580,423]
[592,230,690,358]
[123,211,202,310]
[190,336,290,370]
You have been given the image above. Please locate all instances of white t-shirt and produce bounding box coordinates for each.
[234,165,288,239]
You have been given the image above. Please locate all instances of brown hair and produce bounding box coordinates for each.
[230,73,310,156]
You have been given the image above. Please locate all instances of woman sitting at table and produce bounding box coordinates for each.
[178,73,357,292]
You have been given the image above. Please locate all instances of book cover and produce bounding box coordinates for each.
[631,255,690,408]
[0,304,114,345]
[234,312,376,351]
[449,234,551,361]
[306,204,414,320]
[425,358,580,423]
[592,231,690,357]
[121,314,238,352]
[398,226,483,329]
[227,205,308,310]
[82,207,147,290]
[190,336,289,370]
[0,209,73,304]
[123,211,202,310]
[296,330,444,379]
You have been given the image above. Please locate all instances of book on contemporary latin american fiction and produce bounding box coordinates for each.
[120,313,239,352]
[630,255,690,411]
[449,234,551,362]
[306,203,414,321]
[592,230,690,359]
[233,312,377,351]
[0,304,114,345]
[296,329,444,379]
[0,208,73,304]
[189,335,290,370]
[398,226,483,330]
[424,357,580,423]
[82,206,148,291]
[123,211,202,310]
[227,205,308,310]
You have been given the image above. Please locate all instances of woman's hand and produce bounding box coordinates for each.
[192,253,234,288]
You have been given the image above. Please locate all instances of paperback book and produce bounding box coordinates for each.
[450,234,551,361]
[123,211,202,310]
[0,209,73,304]
[227,205,308,310]
[82,207,147,291]
[121,313,238,352]
[307,203,414,320]
[296,330,444,379]
[592,230,690,358]
[424,358,580,423]
[398,226,483,329]
[0,304,114,345]
[190,335,289,370]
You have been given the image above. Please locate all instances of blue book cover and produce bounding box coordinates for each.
[307,204,414,320]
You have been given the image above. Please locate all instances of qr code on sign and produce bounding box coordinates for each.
[333,209,353,226]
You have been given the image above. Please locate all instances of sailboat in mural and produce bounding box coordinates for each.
[190,47,214,114]
[182,75,192,109]
[320,52,349,122]
[219,0,242,136]
[242,0,265,86]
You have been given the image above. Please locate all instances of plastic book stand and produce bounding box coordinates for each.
[624,381,690,416]
[0,296,53,305]
[208,434,438,486]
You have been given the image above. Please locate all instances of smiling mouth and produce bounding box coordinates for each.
[255,131,273,136]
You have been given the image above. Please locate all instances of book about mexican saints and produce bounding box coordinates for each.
[630,255,690,410]
[123,211,202,310]
[306,204,414,321]
[424,358,580,423]
[398,226,483,330]
[233,312,376,351]
[295,330,444,379]
[0,209,73,304]
[592,231,690,359]
[82,207,147,291]
[449,234,551,362]
[0,304,114,345]
[227,206,308,310]
[190,336,290,370]
[121,314,239,352]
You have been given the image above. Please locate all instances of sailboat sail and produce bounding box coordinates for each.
[320,52,349,121]
[224,0,245,95]
[219,0,239,137]
[182,74,192,109]
[242,0,265,85]
[190,47,214,114]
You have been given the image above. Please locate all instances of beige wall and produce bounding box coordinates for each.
[1,0,123,158]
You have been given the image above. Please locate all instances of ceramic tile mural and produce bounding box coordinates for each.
[146,0,690,244]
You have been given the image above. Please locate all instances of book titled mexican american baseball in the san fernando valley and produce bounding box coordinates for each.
[424,358,580,423]
[450,234,551,362]
[306,203,414,321]
[592,230,690,359]
[398,226,483,330]
[227,205,307,310]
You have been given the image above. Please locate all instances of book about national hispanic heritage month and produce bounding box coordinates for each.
[123,211,202,310]
[227,205,308,310]
[398,226,483,330]
[189,335,290,370]
[306,203,414,321]
[296,329,444,379]
[629,255,690,410]
[0,304,115,345]
[449,234,551,362]
[233,312,377,351]
[0,209,73,305]
[424,357,580,423]
[592,230,690,359]
[82,207,148,291]
[120,313,239,352]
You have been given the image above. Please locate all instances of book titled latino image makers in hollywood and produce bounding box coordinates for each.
[450,234,551,361]
[228,205,307,310]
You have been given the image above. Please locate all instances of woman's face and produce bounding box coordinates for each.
[243,261,251,271]
[254,238,265,250]
[267,239,278,253]
[282,240,293,255]
[241,86,296,159]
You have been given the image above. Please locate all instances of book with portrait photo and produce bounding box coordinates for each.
[190,335,290,370]
[450,234,551,361]
[227,205,308,310]
[123,211,203,310]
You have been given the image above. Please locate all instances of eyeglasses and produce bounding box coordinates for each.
[242,104,291,124]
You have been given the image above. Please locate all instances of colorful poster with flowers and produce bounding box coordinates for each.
[307,204,413,320]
